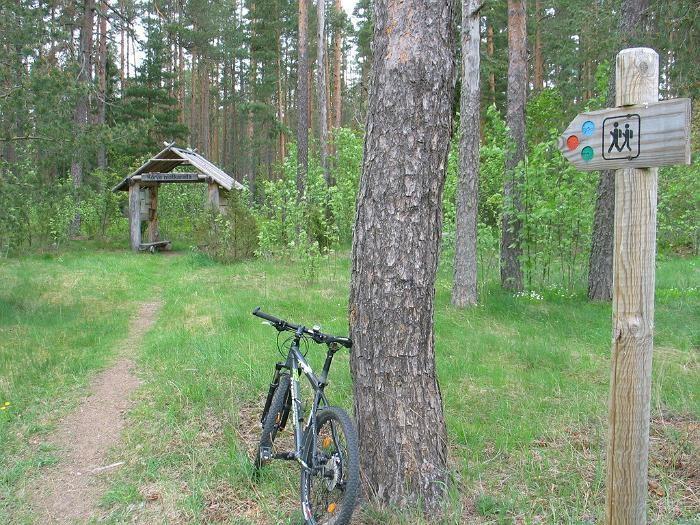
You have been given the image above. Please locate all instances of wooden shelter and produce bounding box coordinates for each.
[112,143,244,251]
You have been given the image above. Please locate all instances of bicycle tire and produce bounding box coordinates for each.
[300,406,359,525]
[255,372,291,469]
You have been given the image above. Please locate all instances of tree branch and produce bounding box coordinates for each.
[470,1,487,17]
[0,135,55,142]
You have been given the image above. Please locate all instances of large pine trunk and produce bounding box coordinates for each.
[501,0,526,292]
[452,0,481,307]
[587,0,649,301]
[296,0,309,201]
[349,0,457,510]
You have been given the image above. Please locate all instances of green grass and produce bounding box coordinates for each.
[1,244,697,524]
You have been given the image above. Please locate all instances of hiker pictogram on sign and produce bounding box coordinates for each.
[603,114,640,160]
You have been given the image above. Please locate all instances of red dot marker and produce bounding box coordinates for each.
[566,135,580,150]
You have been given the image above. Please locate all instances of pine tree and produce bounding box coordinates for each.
[501,0,526,292]
[452,0,482,307]
[349,0,457,510]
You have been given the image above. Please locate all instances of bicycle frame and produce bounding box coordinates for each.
[264,326,341,470]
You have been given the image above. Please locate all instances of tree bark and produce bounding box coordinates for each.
[587,0,650,301]
[70,0,95,236]
[501,0,526,292]
[349,0,457,511]
[297,0,309,201]
[452,0,481,307]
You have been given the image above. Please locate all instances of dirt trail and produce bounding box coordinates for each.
[27,300,163,523]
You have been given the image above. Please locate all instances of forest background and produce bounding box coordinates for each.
[0,0,698,291]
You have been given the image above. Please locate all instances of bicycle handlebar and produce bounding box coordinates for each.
[252,307,352,349]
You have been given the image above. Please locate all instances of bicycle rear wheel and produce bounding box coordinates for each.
[255,372,291,469]
[300,406,359,525]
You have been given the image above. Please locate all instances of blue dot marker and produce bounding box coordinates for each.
[582,120,595,136]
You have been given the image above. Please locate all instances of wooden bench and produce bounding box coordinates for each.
[139,240,172,253]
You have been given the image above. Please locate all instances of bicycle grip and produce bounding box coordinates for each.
[252,307,284,325]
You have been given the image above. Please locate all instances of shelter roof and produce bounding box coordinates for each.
[112,143,244,192]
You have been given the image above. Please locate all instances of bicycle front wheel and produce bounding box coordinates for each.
[300,406,359,525]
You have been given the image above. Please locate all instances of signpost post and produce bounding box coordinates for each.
[559,47,691,524]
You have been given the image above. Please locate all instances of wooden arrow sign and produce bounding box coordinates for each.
[559,98,691,171]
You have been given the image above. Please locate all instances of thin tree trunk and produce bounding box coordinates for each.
[222,60,229,165]
[308,64,314,137]
[332,0,342,129]
[317,0,329,184]
[534,0,543,91]
[487,23,495,105]
[190,49,198,147]
[120,0,125,89]
[349,0,457,510]
[125,13,130,82]
[230,60,238,175]
[70,0,95,236]
[297,0,309,201]
[246,110,254,200]
[247,19,257,203]
[588,170,615,299]
[277,34,286,163]
[97,0,107,168]
[587,0,650,301]
[178,27,185,123]
[501,0,526,292]
[201,59,210,156]
[452,0,481,307]
[325,44,332,143]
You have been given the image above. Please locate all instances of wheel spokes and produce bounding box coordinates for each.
[308,419,349,522]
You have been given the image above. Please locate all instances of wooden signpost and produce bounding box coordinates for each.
[559,48,691,524]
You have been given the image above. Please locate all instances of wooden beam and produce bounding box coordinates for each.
[128,181,141,251]
[147,184,159,243]
[605,47,659,525]
[207,181,221,211]
[147,158,191,164]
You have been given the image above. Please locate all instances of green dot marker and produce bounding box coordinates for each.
[581,146,594,162]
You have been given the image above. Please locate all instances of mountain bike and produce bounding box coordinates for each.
[252,307,359,525]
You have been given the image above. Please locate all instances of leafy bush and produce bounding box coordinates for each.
[255,129,363,259]
[658,157,699,254]
[194,192,259,262]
